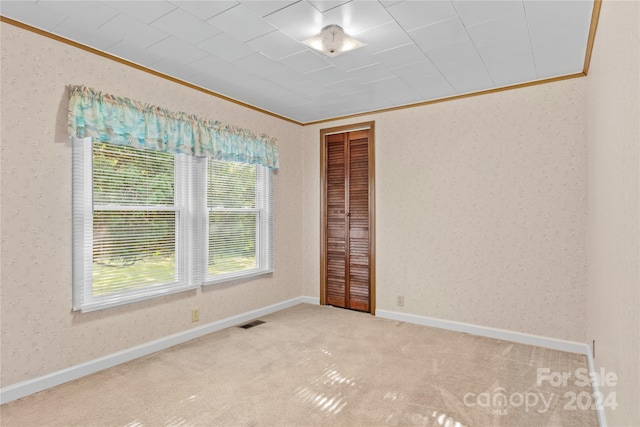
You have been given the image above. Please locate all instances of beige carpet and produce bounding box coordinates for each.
[1,304,598,426]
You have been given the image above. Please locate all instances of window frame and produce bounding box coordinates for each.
[203,159,273,285]
[72,137,274,312]
[72,138,196,312]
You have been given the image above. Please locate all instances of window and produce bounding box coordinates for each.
[206,160,273,283]
[72,138,273,312]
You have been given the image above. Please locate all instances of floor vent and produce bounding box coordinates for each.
[239,320,265,329]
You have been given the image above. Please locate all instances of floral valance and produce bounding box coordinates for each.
[68,85,279,170]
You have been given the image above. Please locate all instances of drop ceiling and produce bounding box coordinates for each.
[0,0,596,124]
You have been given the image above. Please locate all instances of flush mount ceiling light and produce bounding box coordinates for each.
[302,25,365,57]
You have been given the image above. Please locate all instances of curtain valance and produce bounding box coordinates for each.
[68,85,279,170]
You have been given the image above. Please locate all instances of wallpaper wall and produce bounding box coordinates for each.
[3,8,636,419]
[303,78,588,343]
[0,23,304,387]
[586,0,640,425]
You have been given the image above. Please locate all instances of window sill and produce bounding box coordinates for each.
[203,269,274,286]
[74,282,199,313]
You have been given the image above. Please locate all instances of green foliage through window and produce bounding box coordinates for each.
[207,160,260,277]
[73,138,272,312]
[92,143,177,295]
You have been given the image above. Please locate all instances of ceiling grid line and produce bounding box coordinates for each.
[450,0,497,88]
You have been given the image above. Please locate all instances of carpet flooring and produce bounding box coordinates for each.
[0,304,599,426]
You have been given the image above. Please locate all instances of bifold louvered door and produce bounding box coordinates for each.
[324,129,371,312]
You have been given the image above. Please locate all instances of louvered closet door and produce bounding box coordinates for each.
[326,134,347,307]
[325,130,370,312]
[347,131,370,311]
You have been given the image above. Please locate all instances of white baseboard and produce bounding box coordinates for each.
[376,309,607,427]
[0,298,607,427]
[298,296,320,305]
[0,296,316,404]
[376,309,588,353]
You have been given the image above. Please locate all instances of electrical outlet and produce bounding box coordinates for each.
[191,308,199,323]
[397,295,404,306]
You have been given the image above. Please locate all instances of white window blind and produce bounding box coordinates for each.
[72,138,196,312]
[72,138,273,312]
[205,160,273,284]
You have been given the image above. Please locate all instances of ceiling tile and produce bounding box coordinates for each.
[248,79,296,101]
[367,77,421,105]
[528,2,591,78]
[189,71,243,98]
[271,92,312,107]
[524,0,593,25]
[207,81,260,107]
[289,79,331,97]
[385,0,457,32]
[190,56,255,95]
[196,33,256,62]
[483,52,536,87]
[527,3,592,49]
[319,101,354,116]
[247,30,306,60]
[409,18,469,52]
[372,43,427,68]
[190,55,256,84]
[325,78,367,96]
[343,92,390,112]
[328,46,381,72]
[453,0,524,26]
[311,106,347,121]
[529,21,587,49]
[233,52,288,76]
[0,1,67,31]
[532,40,586,78]
[106,40,166,67]
[99,14,169,49]
[350,63,395,84]
[308,90,343,106]
[275,104,315,122]
[53,18,121,50]
[172,1,238,20]
[446,67,494,94]
[227,80,292,107]
[327,105,363,119]
[258,100,302,118]
[240,1,295,17]
[263,1,328,40]
[37,0,119,28]
[405,74,457,100]
[151,8,221,44]
[338,90,382,108]
[307,1,352,13]
[106,1,176,24]
[392,60,441,82]
[280,50,331,74]
[151,58,199,81]
[146,37,209,64]
[380,0,403,7]
[305,65,351,85]
[207,4,275,42]
[323,1,394,35]
[476,34,531,65]
[356,21,413,54]
[467,11,529,48]
[264,68,311,87]
[425,39,484,75]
